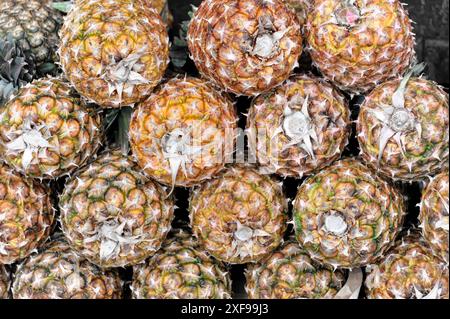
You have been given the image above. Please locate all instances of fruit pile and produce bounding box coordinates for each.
[0,0,448,299]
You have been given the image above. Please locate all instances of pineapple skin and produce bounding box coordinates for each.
[293,158,405,269]
[306,0,415,94]
[419,171,449,263]
[365,232,449,299]
[283,0,314,28]
[187,0,303,96]
[59,151,175,268]
[131,230,232,299]
[130,77,238,188]
[0,266,10,299]
[59,0,170,108]
[247,74,351,178]
[12,237,123,299]
[246,239,346,299]
[357,78,449,181]
[0,163,54,265]
[190,166,288,264]
[0,78,102,179]
[0,0,62,73]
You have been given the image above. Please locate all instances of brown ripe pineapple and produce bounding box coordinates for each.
[190,166,288,264]
[419,172,449,263]
[59,151,175,268]
[59,0,170,108]
[247,74,350,178]
[187,0,303,96]
[357,65,449,181]
[245,239,348,299]
[130,77,238,192]
[131,230,232,299]
[365,232,449,299]
[0,163,54,265]
[12,237,123,299]
[0,78,102,179]
[306,0,415,94]
[293,158,405,269]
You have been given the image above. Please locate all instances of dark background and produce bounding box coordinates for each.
[163,0,449,299]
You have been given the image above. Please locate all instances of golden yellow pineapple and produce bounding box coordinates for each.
[0,78,102,179]
[293,158,405,269]
[365,232,449,299]
[246,239,350,299]
[247,74,351,178]
[190,166,288,264]
[357,65,449,181]
[131,230,232,299]
[187,0,303,96]
[59,0,170,108]
[130,77,238,192]
[419,171,449,263]
[12,237,123,299]
[306,0,415,94]
[0,265,9,299]
[0,163,54,265]
[59,151,174,268]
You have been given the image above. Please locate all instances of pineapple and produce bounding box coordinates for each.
[129,77,238,193]
[0,163,54,265]
[0,0,62,76]
[246,74,351,178]
[190,166,288,264]
[245,239,348,299]
[0,78,102,179]
[12,236,123,299]
[131,230,232,299]
[365,232,449,299]
[59,151,175,268]
[293,158,405,269]
[357,64,449,181]
[0,37,35,106]
[59,0,170,108]
[306,0,415,94]
[0,265,10,299]
[283,0,314,28]
[419,171,449,263]
[187,0,303,96]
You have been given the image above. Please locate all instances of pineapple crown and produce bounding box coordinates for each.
[0,37,36,106]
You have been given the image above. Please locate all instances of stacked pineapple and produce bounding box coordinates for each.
[0,0,448,300]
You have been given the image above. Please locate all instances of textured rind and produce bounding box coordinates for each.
[187,0,303,96]
[130,77,238,188]
[190,166,288,264]
[131,230,232,299]
[0,163,54,265]
[246,239,346,299]
[293,158,405,269]
[357,78,449,181]
[419,172,449,263]
[365,232,449,299]
[59,151,174,268]
[247,74,350,178]
[0,0,62,70]
[59,0,169,108]
[283,0,314,28]
[0,78,102,179]
[306,0,415,94]
[0,266,10,299]
[12,237,123,299]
